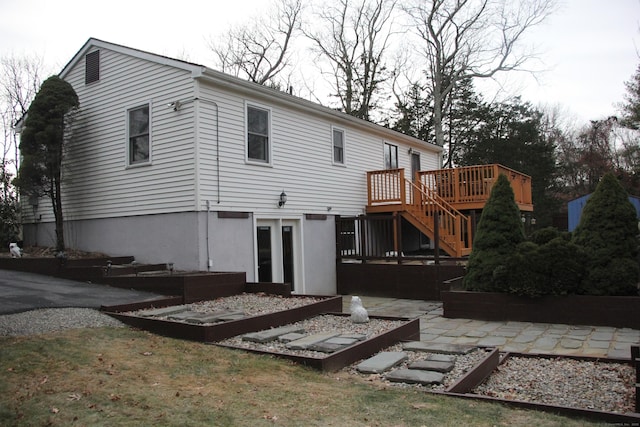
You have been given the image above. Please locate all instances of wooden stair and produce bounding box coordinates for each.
[367,169,473,257]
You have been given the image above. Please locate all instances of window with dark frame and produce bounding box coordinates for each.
[85,50,100,84]
[333,128,344,164]
[384,142,398,169]
[128,105,150,165]
[247,105,270,162]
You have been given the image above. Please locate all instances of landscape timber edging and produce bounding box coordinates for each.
[433,350,640,424]
[102,295,344,343]
[441,290,640,329]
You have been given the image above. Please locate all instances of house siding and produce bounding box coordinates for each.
[196,80,440,216]
[56,47,199,222]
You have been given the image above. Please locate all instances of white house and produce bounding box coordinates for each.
[21,38,443,295]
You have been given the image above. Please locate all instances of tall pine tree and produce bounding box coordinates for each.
[15,76,79,253]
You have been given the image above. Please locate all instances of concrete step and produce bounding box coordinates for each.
[356,351,408,374]
[402,341,475,354]
[242,325,306,343]
[385,368,444,385]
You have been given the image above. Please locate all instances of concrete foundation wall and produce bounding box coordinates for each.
[22,211,340,295]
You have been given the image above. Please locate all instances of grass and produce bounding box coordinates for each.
[0,326,606,426]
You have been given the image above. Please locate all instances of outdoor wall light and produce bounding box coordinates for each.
[168,101,181,111]
[278,191,287,208]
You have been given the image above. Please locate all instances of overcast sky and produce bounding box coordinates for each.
[1,0,638,125]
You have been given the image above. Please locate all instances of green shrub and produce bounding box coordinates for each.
[529,227,570,245]
[572,173,639,295]
[495,237,584,298]
[463,174,525,292]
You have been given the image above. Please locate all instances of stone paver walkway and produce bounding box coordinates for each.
[342,296,640,359]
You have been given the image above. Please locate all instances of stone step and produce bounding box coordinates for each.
[308,336,363,353]
[286,332,341,350]
[310,341,348,353]
[242,325,306,343]
[356,351,408,374]
[407,360,454,373]
[385,368,444,385]
[278,332,307,343]
[137,305,190,317]
[402,341,475,355]
[168,310,245,324]
[427,354,456,363]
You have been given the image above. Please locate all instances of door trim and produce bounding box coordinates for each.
[253,216,305,293]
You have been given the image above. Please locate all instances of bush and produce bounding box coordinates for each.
[463,174,525,292]
[572,173,639,295]
[529,227,570,245]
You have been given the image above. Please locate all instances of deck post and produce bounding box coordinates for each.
[434,212,440,265]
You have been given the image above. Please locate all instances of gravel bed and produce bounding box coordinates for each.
[218,314,407,358]
[0,308,125,337]
[344,345,493,391]
[131,293,326,321]
[473,356,636,414]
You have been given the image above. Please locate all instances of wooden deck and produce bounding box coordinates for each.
[418,164,533,211]
[365,164,533,257]
[367,164,533,212]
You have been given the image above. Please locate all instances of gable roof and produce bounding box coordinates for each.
[60,38,441,153]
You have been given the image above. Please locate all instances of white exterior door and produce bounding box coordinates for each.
[255,218,303,292]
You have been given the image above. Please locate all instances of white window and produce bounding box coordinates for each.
[127,104,151,165]
[247,104,270,163]
[332,127,345,164]
[384,142,398,169]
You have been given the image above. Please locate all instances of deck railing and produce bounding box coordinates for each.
[367,168,406,207]
[367,168,472,257]
[417,164,532,207]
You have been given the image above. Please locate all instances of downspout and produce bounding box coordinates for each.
[206,199,211,271]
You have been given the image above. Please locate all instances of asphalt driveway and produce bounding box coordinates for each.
[0,269,162,315]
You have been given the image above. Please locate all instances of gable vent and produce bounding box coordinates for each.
[85,50,100,84]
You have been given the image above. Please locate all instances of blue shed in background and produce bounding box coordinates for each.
[568,194,640,232]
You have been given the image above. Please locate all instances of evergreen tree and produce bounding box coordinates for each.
[620,63,640,129]
[463,174,525,292]
[572,173,639,295]
[14,76,79,253]
[391,82,433,142]
[458,98,559,227]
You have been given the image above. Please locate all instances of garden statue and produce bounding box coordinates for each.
[9,243,22,258]
[350,296,369,323]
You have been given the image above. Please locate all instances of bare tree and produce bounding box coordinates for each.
[305,0,398,121]
[1,53,44,176]
[403,0,555,152]
[0,53,45,245]
[208,0,303,87]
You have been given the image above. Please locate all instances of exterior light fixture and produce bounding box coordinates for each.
[278,191,287,208]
